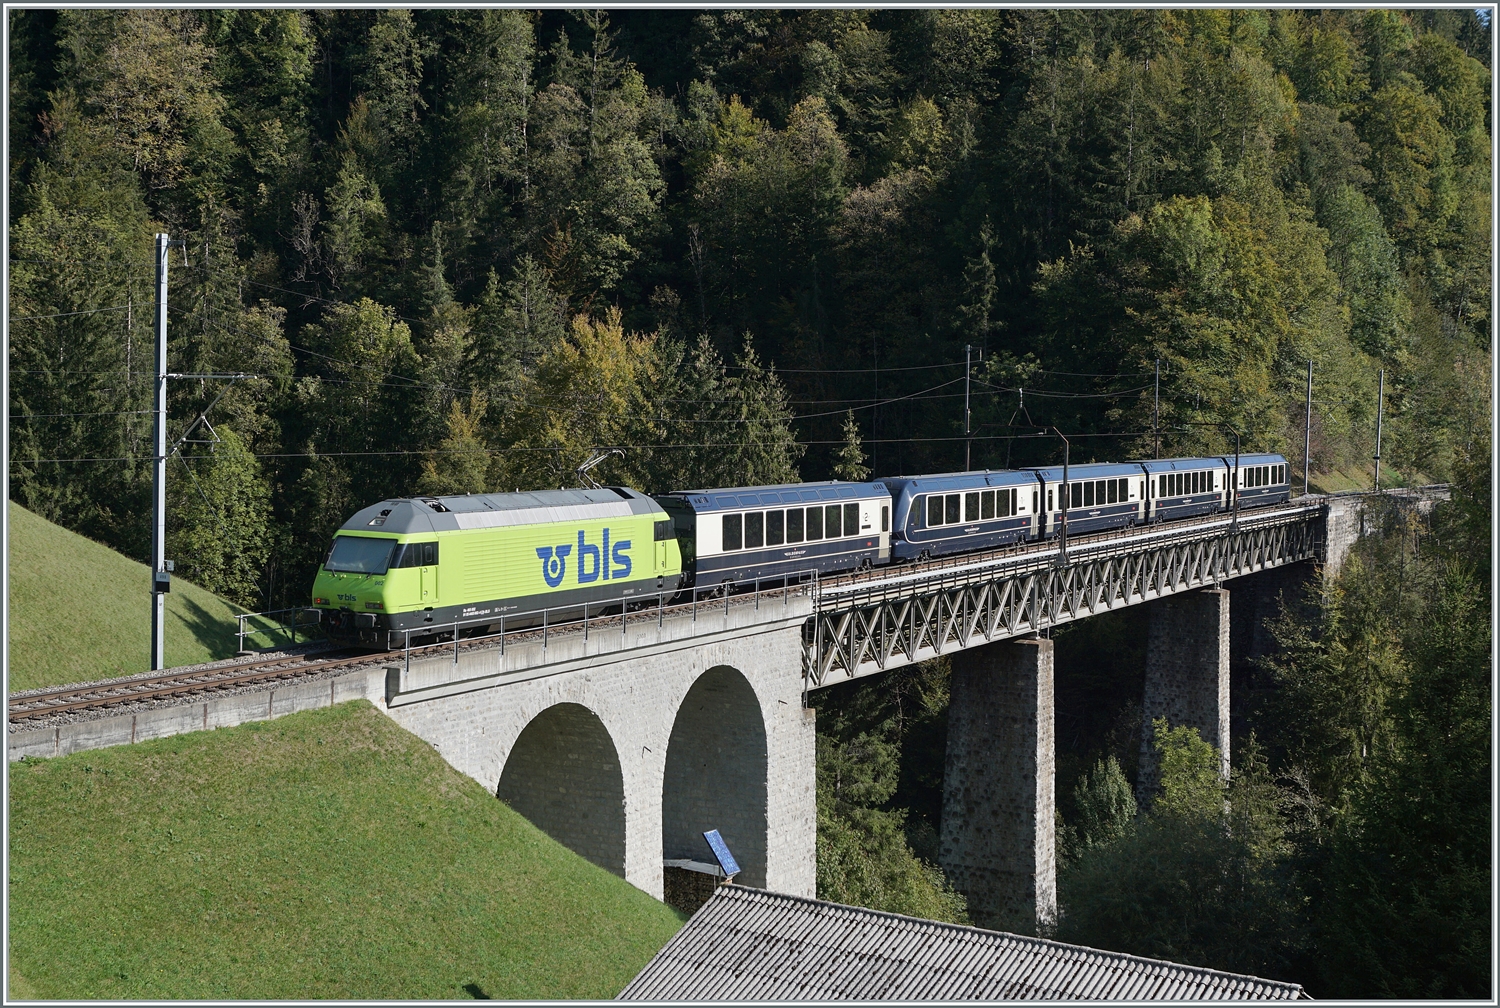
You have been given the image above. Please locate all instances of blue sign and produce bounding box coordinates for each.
[702,829,741,877]
[535,528,632,588]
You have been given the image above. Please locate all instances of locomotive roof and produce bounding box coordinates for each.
[338,487,661,535]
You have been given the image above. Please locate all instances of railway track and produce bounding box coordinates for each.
[6,649,382,724]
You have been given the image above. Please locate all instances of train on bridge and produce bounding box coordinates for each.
[313,454,1290,649]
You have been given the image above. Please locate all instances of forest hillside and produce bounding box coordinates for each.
[9,9,1490,611]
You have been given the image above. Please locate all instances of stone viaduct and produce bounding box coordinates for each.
[11,488,1443,933]
[371,489,1443,932]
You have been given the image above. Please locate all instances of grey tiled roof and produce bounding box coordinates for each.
[618,886,1308,1001]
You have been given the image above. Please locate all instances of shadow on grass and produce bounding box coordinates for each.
[462,982,492,999]
[173,596,243,660]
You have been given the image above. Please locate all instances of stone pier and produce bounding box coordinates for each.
[1137,588,1231,804]
[939,637,1056,935]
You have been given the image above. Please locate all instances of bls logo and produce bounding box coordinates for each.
[536,529,632,588]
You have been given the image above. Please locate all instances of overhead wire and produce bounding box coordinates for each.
[12,428,1198,465]
[11,303,136,322]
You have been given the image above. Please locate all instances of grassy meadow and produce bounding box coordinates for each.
[7,700,685,999]
[8,502,249,690]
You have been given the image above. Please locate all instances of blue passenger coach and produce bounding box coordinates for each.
[1142,457,1230,522]
[883,470,1039,561]
[657,480,891,586]
[1025,462,1145,536]
[1229,453,1291,509]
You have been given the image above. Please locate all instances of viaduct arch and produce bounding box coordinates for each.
[497,702,627,877]
[662,666,769,886]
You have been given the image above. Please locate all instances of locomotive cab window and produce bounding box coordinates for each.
[391,541,439,568]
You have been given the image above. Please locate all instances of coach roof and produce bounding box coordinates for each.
[667,480,888,512]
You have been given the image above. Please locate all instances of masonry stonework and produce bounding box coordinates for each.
[939,637,1056,936]
[661,667,769,886]
[378,603,816,902]
[1137,588,1230,803]
[496,702,627,876]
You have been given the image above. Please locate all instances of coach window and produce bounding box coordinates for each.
[1106,480,1117,504]
[927,495,943,527]
[825,504,842,538]
[745,511,765,549]
[767,510,785,546]
[881,505,889,532]
[980,490,994,519]
[722,513,743,551]
[806,506,824,540]
[963,492,979,522]
[944,494,960,525]
[845,503,860,533]
[1033,490,1039,513]
[787,508,804,543]
[1047,488,1054,510]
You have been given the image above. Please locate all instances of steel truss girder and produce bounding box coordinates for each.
[806,512,1320,687]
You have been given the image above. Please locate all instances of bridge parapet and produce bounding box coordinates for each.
[386,584,813,708]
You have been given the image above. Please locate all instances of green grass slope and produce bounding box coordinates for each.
[8,700,685,999]
[7,502,247,690]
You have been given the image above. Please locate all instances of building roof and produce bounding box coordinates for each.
[618,886,1308,1002]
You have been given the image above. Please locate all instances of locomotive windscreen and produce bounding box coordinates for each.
[324,535,396,574]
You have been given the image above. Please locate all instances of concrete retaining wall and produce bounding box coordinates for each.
[7,669,384,762]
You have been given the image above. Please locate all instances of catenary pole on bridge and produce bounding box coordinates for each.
[1153,359,1161,460]
[151,233,170,670]
[964,344,975,471]
[1373,368,1384,492]
[1303,360,1312,496]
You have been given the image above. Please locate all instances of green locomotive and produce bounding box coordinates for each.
[312,487,682,649]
